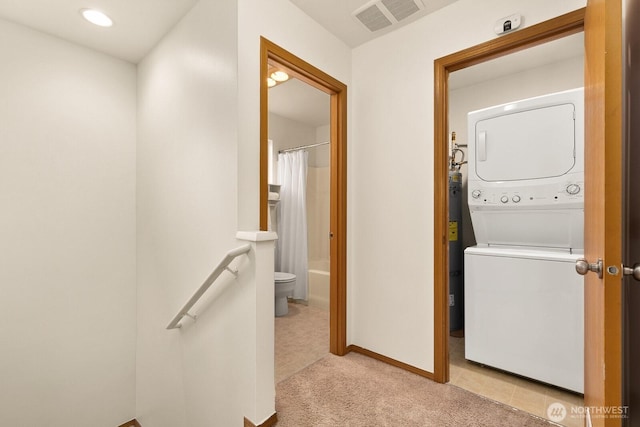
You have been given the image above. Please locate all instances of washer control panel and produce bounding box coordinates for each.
[469,181,584,207]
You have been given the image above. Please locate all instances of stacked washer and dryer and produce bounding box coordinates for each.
[464,88,585,393]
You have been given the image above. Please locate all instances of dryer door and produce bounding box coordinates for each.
[474,103,576,182]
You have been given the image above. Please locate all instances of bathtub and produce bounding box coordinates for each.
[308,259,330,310]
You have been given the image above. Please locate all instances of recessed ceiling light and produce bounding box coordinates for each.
[80,9,113,27]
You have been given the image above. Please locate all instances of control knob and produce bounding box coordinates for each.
[500,195,509,204]
[512,195,521,203]
[471,189,482,199]
[566,183,581,195]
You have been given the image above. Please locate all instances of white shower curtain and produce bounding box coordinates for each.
[277,150,309,301]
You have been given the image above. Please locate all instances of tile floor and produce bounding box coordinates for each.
[275,301,330,383]
[274,302,584,427]
[450,336,585,427]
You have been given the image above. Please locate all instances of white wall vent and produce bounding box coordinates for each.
[353,0,424,32]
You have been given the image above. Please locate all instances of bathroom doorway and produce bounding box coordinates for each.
[259,38,348,362]
[268,69,331,382]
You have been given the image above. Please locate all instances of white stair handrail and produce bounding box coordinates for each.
[166,244,251,330]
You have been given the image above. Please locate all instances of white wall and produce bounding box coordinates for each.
[311,124,331,262]
[350,0,586,372]
[268,112,316,185]
[269,112,316,152]
[135,0,251,425]
[313,125,331,168]
[268,113,330,172]
[307,164,331,263]
[0,18,137,427]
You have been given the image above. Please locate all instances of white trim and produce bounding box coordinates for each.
[236,230,278,242]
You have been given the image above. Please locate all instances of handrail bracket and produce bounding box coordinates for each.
[225,266,239,277]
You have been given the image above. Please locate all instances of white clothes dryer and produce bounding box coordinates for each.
[467,87,584,250]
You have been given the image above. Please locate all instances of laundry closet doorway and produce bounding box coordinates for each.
[447,29,585,424]
[434,4,625,426]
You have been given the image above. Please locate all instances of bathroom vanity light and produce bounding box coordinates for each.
[80,9,113,27]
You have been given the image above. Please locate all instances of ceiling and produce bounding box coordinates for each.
[269,79,330,127]
[0,0,584,127]
[0,0,459,64]
[0,0,458,127]
[0,0,198,63]
[289,0,460,48]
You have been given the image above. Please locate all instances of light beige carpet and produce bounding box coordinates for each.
[275,352,556,426]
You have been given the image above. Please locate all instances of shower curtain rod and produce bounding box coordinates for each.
[278,141,329,154]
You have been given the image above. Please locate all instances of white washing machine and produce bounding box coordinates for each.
[464,88,585,393]
[465,247,584,393]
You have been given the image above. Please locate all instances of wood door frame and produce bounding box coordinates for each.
[584,0,623,425]
[432,9,586,384]
[260,37,348,355]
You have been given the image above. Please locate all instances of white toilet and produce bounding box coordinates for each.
[269,184,297,317]
[274,272,296,316]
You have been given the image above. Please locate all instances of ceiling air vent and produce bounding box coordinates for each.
[353,0,424,32]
